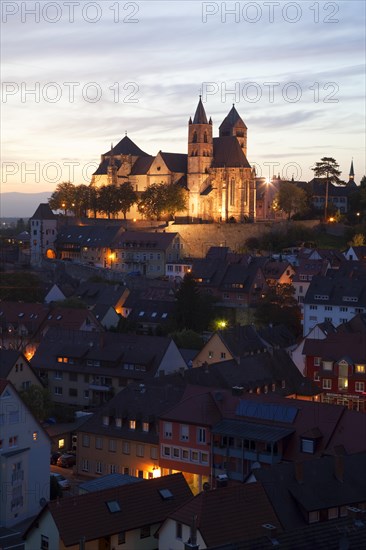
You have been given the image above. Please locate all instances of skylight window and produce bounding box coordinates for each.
[106,500,121,513]
[18,313,24,318]
[159,488,173,500]
[56,315,62,320]
[139,311,145,317]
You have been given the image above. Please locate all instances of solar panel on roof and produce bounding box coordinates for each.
[236,400,298,423]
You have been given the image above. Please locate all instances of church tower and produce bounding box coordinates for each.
[219,104,247,156]
[347,160,357,188]
[187,97,213,219]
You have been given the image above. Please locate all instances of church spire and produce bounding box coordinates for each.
[349,159,355,180]
[192,96,208,124]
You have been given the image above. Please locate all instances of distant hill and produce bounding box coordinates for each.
[0,192,53,218]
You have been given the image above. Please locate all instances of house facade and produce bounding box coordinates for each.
[31,328,187,408]
[303,265,366,335]
[0,380,50,528]
[303,332,366,410]
[30,203,58,265]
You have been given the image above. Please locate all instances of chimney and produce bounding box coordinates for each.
[262,524,278,543]
[294,461,304,484]
[334,454,344,483]
[184,514,199,550]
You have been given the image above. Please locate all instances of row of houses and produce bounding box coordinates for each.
[23,452,366,550]
[2,372,365,549]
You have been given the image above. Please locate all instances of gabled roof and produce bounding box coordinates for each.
[78,381,186,442]
[41,306,103,332]
[56,224,124,248]
[303,332,366,363]
[103,135,150,157]
[252,452,366,531]
[0,350,24,377]
[25,473,192,547]
[160,387,224,425]
[0,302,50,332]
[159,152,187,173]
[167,483,280,547]
[217,325,267,356]
[92,157,121,176]
[0,350,36,379]
[213,136,251,168]
[30,203,57,220]
[112,230,178,251]
[31,327,176,381]
[129,155,155,175]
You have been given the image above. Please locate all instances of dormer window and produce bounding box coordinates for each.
[129,420,136,430]
[301,438,315,454]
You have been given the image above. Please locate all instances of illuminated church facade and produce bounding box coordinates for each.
[91,98,256,222]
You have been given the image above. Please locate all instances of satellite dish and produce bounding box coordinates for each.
[39,497,47,507]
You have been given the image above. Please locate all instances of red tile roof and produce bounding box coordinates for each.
[167,482,281,547]
[25,473,192,547]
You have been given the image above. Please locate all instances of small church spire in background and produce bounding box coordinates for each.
[349,159,355,180]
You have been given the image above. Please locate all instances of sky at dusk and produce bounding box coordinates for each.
[1,0,365,199]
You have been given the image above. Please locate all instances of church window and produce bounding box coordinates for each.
[192,131,197,143]
[204,132,208,143]
[229,178,235,206]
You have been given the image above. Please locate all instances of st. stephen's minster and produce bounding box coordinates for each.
[91,98,256,222]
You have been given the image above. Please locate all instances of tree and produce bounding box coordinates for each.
[138,183,164,220]
[73,184,91,217]
[174,273,214,332]
[169,329,204,350]
[312,157,342,221]
[0,272,44,302]
[50,475,63,500]
[98,185,121,218]
[138,183,186,220]
[20,385,53,422]
[48,182,76,214]
[349,233,365,247]
[274,181,307,220]
[88,186,99,218]
[255,283,301,336]
[161,183,187,220]
[116,182,137,220]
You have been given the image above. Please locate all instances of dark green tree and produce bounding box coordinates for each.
[312,157,342,221]
[88,186,99,218]
[98,185,121,218]
[20,385,53,422]
[273,181,307,220]
[116,182,137,220]
[162,183,187,220]
[174,273,214,332]
[48,182,76,214]
[50,475,63,500]
[169,329,204,350]
[255,283,301,336]
[0,272,44,302]
[138,183,163,220]
[73,184,90,217]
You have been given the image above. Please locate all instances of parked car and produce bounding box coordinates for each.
[50,451,61,465]
[51,473,70,490]
[56,453,76,468]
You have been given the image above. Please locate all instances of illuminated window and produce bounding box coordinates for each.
[129,420,136,430]
[32,431,38,441]
[142,422,149,432]
[355,365,366,374]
